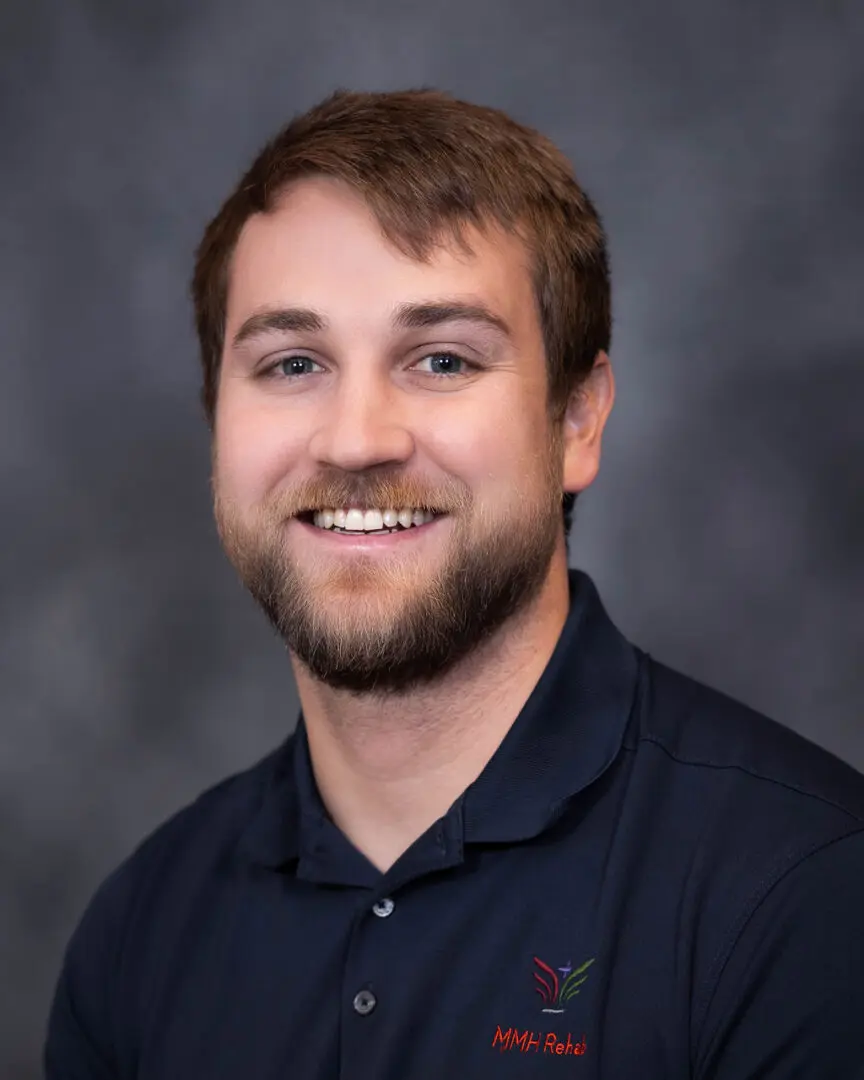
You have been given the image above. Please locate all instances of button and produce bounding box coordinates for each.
[353,989,377,1016]
[372,897,395,918]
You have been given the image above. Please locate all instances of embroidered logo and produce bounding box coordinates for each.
[533,956,595,1014]
[490,955,594,1057]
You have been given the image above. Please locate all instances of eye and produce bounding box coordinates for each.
[264,355,324,379]
[413,351,474,377]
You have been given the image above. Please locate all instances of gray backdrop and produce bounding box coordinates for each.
[2,1,862,1075]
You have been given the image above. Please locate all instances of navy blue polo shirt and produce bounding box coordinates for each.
[45,571,864,1078]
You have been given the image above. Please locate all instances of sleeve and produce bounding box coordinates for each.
[43,863,134,1080]
[695,828,864,1080]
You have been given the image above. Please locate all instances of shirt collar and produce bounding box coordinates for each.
[237,569,640,869]
[460,568,639,842]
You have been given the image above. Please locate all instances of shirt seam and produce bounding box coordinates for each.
[631,732,864,823]
[689,826,864,1072]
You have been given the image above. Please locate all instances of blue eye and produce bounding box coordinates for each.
[415,352,471,376]
[273,356,322,378]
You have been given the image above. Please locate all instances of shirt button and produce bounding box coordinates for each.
[372,897,395,918]
[353,989,377,1016]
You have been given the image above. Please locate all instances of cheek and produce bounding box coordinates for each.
[214,401,307,506]
[424,401,548,503]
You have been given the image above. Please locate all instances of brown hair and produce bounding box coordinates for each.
[192,87,611,535]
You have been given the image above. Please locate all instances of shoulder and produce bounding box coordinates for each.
[45,736,296,1073]
[693,826,864,1075]
[133,734,291,871]
[65,734,295,962]
[624,656,864,969]
[621,657,864,1067]
[631,654,864,825]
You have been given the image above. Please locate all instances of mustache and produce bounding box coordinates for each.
[270,473,473,516]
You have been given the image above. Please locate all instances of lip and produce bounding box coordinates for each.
[290,515,448,553]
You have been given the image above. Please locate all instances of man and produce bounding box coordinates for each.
[46,88,864,1078]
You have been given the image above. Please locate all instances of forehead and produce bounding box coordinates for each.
[224,176,538,337]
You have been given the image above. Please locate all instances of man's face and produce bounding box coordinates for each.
[212,176,569,695]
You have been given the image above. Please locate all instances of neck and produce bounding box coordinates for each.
[290,553,571,873]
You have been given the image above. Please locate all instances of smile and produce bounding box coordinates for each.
[293,510,446,549]
[300,507,441,536]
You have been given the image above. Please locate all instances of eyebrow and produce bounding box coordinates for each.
[230,299,513,349]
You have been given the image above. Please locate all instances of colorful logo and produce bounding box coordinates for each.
[533,956,595,1014]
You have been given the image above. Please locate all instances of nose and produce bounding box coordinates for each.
[307,370,415,472]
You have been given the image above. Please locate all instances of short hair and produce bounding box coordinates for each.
[192,88,611,541]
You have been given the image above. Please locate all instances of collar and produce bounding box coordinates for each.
[460,569,639,842]
[237,569,641,870]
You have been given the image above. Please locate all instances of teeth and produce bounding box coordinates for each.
[310,507,437,532]
[344,509,365,532]
[363,509,384,531]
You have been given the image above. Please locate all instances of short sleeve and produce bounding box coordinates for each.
[43,862,134,1080]
[696,827,864,1079]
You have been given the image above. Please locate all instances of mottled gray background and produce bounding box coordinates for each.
[2,0,862,1074]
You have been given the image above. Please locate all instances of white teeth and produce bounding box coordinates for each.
[363,509,384,531]
[310,507,439,531]
[344,508,366,532]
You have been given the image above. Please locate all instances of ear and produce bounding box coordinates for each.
[561,352,615,494]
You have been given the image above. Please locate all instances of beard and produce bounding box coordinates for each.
[212,447,564,697]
